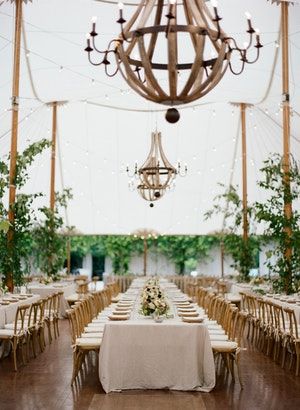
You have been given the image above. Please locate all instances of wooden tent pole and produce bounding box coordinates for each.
[220,240,224,278]
[143,238,147,276]
[241,102,248,243]
[66,238,71,274]
[281,1,292,292]
[6,0,23,292]
[50,101,57,211]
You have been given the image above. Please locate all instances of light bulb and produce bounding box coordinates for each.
[255,28,260,35]
[211,0,218,7]
[243,42,249,49]
[86,33,91,40]
[91,16,97,23]
[245,11,252,20]
[118,2,124,9]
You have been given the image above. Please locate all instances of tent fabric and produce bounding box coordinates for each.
[0,0,299,234]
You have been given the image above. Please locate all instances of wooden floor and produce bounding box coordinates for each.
[0,320,300,410]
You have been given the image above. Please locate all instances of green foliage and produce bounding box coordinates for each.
[0,140,50,286]
[32,189,72,279]
[104,235,139,274]
[205,183,259,282]
[157,235,217,274]
[70,236,106,258]
[254,153,300,294]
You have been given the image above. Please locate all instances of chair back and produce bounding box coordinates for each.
[14,304,30,336]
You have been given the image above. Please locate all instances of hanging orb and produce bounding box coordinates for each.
[165,108,180,124]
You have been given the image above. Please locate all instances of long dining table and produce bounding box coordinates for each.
[99,278,215,393]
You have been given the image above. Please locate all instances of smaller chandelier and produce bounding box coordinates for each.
[126,130,187,206]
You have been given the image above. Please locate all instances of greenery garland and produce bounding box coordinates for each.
[0,139,50,286]
[255,153,300,294]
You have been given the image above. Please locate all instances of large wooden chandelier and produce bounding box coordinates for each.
[126,130,187,206]
[85,0,262,122]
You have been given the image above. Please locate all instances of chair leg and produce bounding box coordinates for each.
[46,320,52,344]
[296,352,300,376]
[289,352,294,370]
[281,345,287,368]
[235,352,244,389]
[12,338,18,372]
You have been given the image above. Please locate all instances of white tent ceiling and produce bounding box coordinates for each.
[0,0,299,235]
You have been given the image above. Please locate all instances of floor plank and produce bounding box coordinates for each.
[0,320,300,410]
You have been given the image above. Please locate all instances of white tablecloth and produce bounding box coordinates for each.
[99,279,215,393]
[28,282,76,316]
[0,294,40,328]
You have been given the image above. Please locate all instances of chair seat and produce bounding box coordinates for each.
[209,334,229,341]
[81,332,103,338]
[206,324,223,330]
[76,338,101,348]
[208,329,226,335]
[84,326,104,333]
[4,323,29,331]
[211,340,238,352]
[0,329,16,337]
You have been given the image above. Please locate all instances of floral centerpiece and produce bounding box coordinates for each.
[140,278,169,317]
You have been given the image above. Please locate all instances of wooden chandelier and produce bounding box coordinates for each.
[85,0,262,122]
[126,130,187,206]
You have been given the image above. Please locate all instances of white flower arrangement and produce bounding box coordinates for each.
[140,278,169,316]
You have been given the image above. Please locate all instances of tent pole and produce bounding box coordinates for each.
[281,1,292,293]
[220,240,224,278]
[50,101,57,211]
[6,0,23,292]
[143,238,147,276]
[240,102,248,243]
[66,238,71,274]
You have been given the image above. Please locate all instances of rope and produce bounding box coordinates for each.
[85,100,215,113]
[256,107,300,144]
[221,116,241,232]
[21,18,45,104]
[256,21,282,105]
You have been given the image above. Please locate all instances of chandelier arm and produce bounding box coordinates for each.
[147,0,164,61]
[117,45,160,101]
[104,63,119,77]
[137,37,169,99]
[179,34,205,97]
[167,6,179,100]
[91,36,107,54]
[245,32,254,50]
[245,47,261,64]
[87,53,103,66]
[228,59,245,76]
